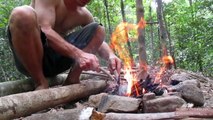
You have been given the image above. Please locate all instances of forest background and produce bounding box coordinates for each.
[0,0,212,82]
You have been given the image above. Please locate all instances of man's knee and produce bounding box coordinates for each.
[9,5,37,30]
[96,25,106,43]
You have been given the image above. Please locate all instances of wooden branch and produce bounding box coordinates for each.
[81,71,108,78]
[82,71,126,81]
[99,67,115,81]
[21,109,84,120]
[22,108,84,120]
[176,108,213,118]
[0,80,107,120]
[104,112,177,120]
[22,107,105,120]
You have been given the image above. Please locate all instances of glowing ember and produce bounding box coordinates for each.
[110,18,146,96]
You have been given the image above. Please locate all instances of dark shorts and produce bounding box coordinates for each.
[7,22,99,77]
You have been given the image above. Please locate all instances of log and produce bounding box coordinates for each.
[0,74,68,97]
[176,108,213,118]
[0,80,107,120]
[22,108,86,120]
[21,107,105,120]
[103,108,213,120]
[104,112,178,120]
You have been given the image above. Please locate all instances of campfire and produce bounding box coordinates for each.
[108,18,174,98]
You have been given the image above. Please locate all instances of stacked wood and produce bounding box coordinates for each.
[0,80,107,120]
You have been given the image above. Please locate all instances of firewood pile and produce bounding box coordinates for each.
[0,68,212,120]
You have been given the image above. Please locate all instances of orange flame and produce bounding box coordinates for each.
[154,55,174,84]
[162,56,174,65]
[110,18,146,96]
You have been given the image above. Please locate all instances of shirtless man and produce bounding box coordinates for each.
[7,0,122,90]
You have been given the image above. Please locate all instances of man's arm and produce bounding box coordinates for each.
[35,0,82,58]
[98,42,122,74]
[34,0,100,72]
[81,7,122,73]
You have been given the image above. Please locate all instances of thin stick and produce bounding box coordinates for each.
[81,71,108,78]
[99,67,116,81]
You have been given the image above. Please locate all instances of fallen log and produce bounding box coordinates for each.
[104,112,178,120]
[103,108,213,120]
[0,80,107,120]
[21,107,106,120]
[176,108,213,118]
[22,108,85,120]
[0,74,68,97]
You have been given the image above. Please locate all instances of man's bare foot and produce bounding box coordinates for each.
[35,80,49,90]
[35,84,49,90]
[63,76,80,85]
[63,64,82,85]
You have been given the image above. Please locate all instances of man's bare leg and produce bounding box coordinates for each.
[64,25,105,85]
[9,6,48,90]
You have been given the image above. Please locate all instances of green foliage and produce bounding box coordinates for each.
[164,0,213,77]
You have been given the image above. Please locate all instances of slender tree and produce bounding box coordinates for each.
[156,0,169,57]
[120,0,134,67]
[103,0,112,35]
[149,5,155,65]
[136,0,147,70]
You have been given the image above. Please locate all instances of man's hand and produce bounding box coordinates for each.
[76,51,100,72]
[108,54,122,74]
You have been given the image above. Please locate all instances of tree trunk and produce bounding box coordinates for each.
[0,80,107,119]
[149,5,155,65]
[120,0,134,67]
[156,0,168,57]
[162,6,172,56]
[136,0,147,70]
[103,0,112,35]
